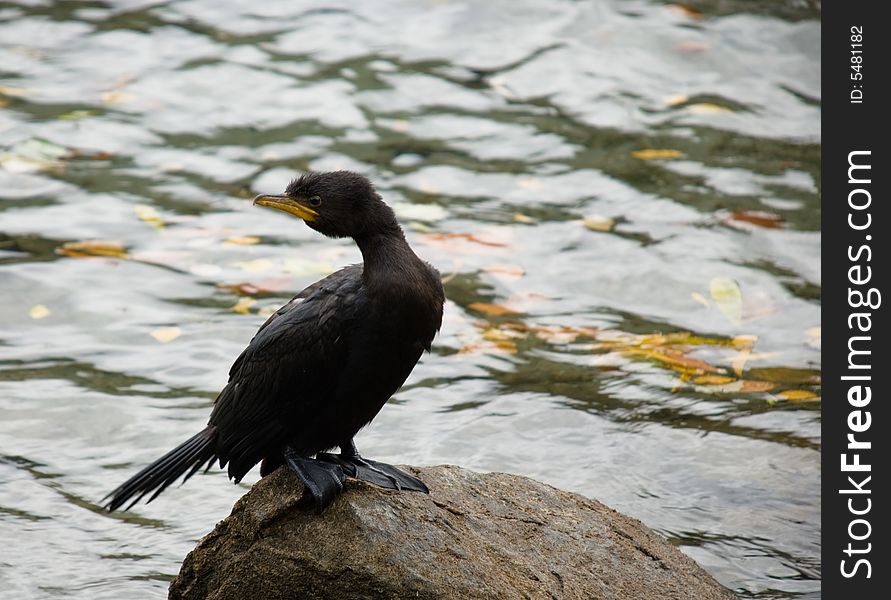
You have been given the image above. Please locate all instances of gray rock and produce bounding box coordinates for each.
[169,465,736,600]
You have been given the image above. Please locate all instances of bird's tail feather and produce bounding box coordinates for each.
[103,426,217,511]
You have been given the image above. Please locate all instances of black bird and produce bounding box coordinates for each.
[104,171,445,512]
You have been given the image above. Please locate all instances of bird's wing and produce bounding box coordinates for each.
[245,263,363,348]
[210,264,366,481]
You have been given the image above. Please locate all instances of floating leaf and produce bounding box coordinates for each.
[710,277,742,326]
[626,347,719,374]
[224,235,261,245]
[56,240,128,259]
[468,302,520,317]
[217,278,293,296]
[59,109,97,121]
[776,389,819,402]
[150,327,181,343]
[29,304,51,319]
[582,215,615,232]
[725,210,785,229]
[692,375,735,385]
[687,103,733,115]
[663,94,690,107]
[134,204,165,229]
[738,380,777,393]
[668,4,704,19]
[748,367,820,385]
[631,149,683,160]
[231,297,257,314]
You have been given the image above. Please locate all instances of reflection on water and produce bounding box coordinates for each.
[1,1,819,598]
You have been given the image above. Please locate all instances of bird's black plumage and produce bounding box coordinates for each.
[105,171,445,512]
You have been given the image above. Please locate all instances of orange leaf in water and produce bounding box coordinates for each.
[668,4,704,19]
[726,210,785,229]
[631,149,683,160]
[217,278,293,296]
[738,380,777,393]
[56,240,129,259]
[626,347,719,374]
[776,389,819,402]
[692,375,735,385]
[468,302,521,317]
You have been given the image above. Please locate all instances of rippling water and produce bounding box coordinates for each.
[0,1,820,598]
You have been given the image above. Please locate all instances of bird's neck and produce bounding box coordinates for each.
[355,230,420,288]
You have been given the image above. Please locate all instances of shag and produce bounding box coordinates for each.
[104,171,445,512]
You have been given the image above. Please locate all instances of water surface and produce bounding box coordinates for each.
[0,1,820,598]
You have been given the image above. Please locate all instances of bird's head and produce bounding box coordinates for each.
[253,171,399,240]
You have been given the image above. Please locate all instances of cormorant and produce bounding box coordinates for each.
[104,171,445,512]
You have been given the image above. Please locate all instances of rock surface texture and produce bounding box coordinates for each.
[169,465,737,600]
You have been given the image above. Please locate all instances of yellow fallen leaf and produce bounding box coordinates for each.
[29,304,51,319]
[625,347,719,374]
[687,103,733,115]
[663,94,689,107]
[468,302,521,317]
[631,149,684,160]
[776,389,819,402]
[582,215,615,232]
[710,277,742,326]
[231,297,257,314]
[150,327,181,343]
[692,375,735,385]
[134,204,165,229]
[56,240,128,259]
[513,212,536,224]
[224,236,261,245]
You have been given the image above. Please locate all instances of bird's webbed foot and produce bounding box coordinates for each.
[283,447,346,513]
[316,441,429,494]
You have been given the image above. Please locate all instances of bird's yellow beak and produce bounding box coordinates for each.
[253,194,319,222]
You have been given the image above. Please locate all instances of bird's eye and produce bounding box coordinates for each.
[308,196,322,207]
